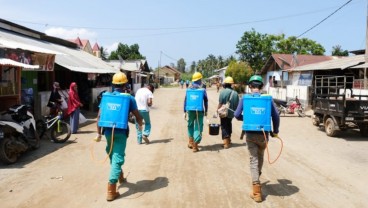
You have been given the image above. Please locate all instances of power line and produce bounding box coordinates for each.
[297,0,353,38]
[7,5,349,32]
[161,51,178,62]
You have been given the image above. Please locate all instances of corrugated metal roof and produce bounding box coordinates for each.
[0,32,62,54]
[0,58,39,69]
[351,62,368,68]
[291,55,365,71]
[214,66,227,72]
[54,44,118,74]
[107,60,144,72]
[261,54,339,73]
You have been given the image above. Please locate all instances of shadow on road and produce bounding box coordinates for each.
[317,127,368,141]
[149,138,173,144]
[0,139,76,168]
[118,176,169,199]
[200,142,246,152]
[262,179,299,199]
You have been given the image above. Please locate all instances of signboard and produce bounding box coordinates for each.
[0,48,55,71]
[298,72,312,86]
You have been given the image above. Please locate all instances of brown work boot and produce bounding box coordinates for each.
[107,183,120,201]
[118,171,125,184]
[223,138,230,149]
[142,135,150,144]
[249,183,262,203]
[192,142,199,152]
[188,137,194,149]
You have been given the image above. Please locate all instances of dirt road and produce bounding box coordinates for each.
[1,86,367,208]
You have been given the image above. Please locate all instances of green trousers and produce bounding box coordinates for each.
[187,111,204,143]
[104,131,127,184]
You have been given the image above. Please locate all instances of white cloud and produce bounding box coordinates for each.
[44,27,97,41]
[105,42,119,54]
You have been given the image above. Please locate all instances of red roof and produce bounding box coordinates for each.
[163,65,181,74]
[80,39,89,48]
[92,43,100,51]
[261,54,337,72]
[67,37,83,47]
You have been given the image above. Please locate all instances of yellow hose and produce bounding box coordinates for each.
[90,125,115,164]
[262,129,283,164]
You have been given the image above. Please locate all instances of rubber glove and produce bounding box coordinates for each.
[270,132,278,138]
[93,134,102,142]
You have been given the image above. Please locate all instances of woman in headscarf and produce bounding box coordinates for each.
[67,82,83,134]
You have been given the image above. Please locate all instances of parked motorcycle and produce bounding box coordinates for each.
[0,105,40,164]
[274,96,306,117]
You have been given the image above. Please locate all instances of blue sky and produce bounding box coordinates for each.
[1,0,366,69]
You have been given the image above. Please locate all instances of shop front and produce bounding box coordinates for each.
[0,47,55,113]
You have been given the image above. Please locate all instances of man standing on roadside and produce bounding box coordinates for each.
[134,84,155,144]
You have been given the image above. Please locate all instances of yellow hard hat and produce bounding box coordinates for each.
[224,76,234,84]
[112,72,128,84]
[192,72,203,82]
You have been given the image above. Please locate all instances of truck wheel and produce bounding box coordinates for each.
[325,118,338,137]
[359,124,368,136]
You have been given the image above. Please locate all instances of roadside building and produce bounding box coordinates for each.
[0,18,118,117]
[155,65,181,85]
[260,54,341,107]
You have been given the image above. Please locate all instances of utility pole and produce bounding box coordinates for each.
[158,51,162,87]
[365,1,368,89]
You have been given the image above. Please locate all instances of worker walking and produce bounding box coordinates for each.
[184,72,208,152]
[96,72,143,201]
[234,75,280,203]
[134,84,155,144]
[217,76,239,149]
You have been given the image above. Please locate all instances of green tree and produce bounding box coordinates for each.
[108,43,145,60]
[276,36,325,55]
[331,45,349,56]
[177,58,186,72]
[224,55,237,66]
[236,28,275,72]
[225,61,253,84]
[99,46,108,60]
[236,28,326,71]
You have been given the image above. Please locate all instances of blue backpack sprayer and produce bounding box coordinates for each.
[185,88,212,137]
[185,89,205,111]
[242,94,283,164]
[91,91,130,163]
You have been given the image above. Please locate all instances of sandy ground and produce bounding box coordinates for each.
[1,86,368,208]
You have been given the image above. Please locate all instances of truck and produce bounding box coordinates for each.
[312,75,368,137]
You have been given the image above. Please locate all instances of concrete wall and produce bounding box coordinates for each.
[268,85,309,108]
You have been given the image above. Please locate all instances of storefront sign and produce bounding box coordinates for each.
[0,48,55,71]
